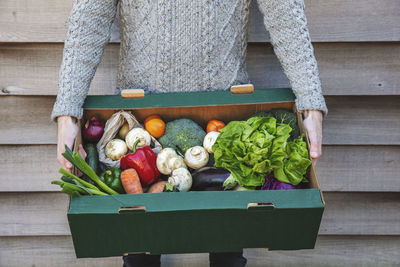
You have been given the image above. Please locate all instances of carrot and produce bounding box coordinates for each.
[120,168,143,194]
[148,181,167,193]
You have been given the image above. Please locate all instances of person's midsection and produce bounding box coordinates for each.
[117,0,251,93]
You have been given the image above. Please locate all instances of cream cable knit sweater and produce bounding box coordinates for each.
[51,0,328,121]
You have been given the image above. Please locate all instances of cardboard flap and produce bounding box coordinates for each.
[83,88,295,109]
[69,190,323,214]
[68,189,324,257]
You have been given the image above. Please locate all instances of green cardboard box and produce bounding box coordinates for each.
[68,88,324,258]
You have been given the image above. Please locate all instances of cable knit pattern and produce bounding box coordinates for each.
[51,0,327,121]
[256,0,328,115]
[51,0,119,120]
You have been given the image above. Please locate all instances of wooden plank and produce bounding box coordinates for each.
[1,236,399,267]
[0,236,122,267]
[0,43,119,96]
[317,146,400,192]
[1,43,400,96]
[0,0,399,43]
[0,192,399,236]
[1,145,399,192]
[243,236,400,267]
[247,43,400,95]
[0,193,70,236]
[0,96,57,144]
[248,0,400,42]
[0,0,69,43]
[320,193,400,235]
[0,145,60,192]
[1,96,399,145]
[323,96,400,145]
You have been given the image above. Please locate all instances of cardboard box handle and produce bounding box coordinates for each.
[230,84,254,94]
[247,202,275,210]
[118,206,146,213]
[120,85,253,98]
[123,252,150,256]
[121,89,145,99]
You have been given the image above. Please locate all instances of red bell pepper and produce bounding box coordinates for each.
[120,140,160,187]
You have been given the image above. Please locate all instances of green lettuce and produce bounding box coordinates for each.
[212,116,311,187]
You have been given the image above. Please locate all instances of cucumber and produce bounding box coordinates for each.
[84,143,99,175]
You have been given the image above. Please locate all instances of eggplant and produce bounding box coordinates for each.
[206,154,215,167]
[191,167,231,191]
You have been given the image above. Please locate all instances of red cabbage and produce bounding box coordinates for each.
[261,174,302,190]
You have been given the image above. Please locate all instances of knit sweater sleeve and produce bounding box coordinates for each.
[255,0,328,115]
[51,0,119,121]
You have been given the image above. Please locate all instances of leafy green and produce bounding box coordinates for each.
[212,116,311,187]
[271,109,300,140]
[62,145,119,195]
[249,109,300,141]
[273,137,311,185]
[51,180,107,196]
[59,168,100,191]
[222,174,238,190]
[250,111,273,118]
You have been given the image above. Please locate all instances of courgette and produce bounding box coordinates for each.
[84,143,99,174]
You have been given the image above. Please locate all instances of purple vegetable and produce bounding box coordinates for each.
[83,116,105,143]
[191,167,231,191]
[261,174,302,190]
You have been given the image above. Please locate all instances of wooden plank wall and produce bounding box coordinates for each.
[0,0,399,266]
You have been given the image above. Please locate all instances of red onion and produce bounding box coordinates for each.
[83,117,105,143]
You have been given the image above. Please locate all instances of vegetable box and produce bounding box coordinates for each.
[69,87,325,258]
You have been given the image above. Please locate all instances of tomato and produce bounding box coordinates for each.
[144,115,166,138]
[206,120,226,133]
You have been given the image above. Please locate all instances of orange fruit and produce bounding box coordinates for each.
[144,115,165,138]
[144,114,162,124]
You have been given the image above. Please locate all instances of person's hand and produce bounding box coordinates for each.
[57,115,86,173]
[302,110,323,165]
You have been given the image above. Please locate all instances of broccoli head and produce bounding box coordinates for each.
[270,109,300,140]
[158,118,206,154]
